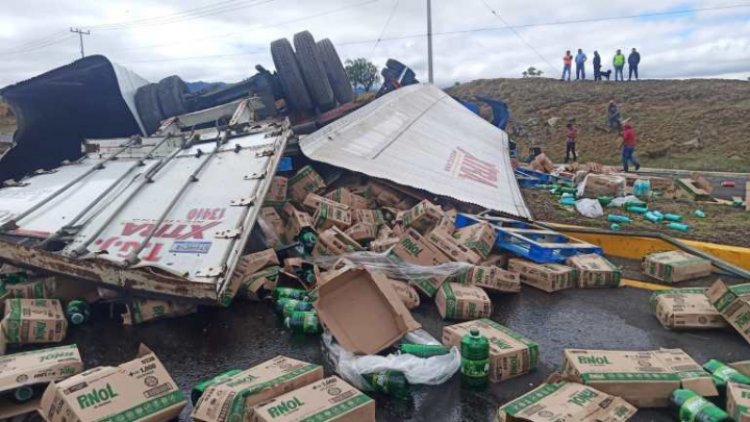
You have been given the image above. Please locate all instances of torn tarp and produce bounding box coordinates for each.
[300,84,531,219]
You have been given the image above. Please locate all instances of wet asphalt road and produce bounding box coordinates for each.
[9,261,750,422]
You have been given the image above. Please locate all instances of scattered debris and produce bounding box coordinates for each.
[706,279,750,344]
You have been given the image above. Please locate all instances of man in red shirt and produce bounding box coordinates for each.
[561,51,573,81]
[620,120,640,172]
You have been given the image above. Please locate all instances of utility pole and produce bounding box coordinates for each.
[426,0,434,83]
[69,28,90,58]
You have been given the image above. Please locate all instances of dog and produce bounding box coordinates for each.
[598,69,612,80]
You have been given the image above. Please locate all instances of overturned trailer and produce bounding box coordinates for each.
[0,99,289,303]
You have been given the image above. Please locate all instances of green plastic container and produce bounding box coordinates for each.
[65,300,91,325]
[298,227,318,252]
[365,370,410,399]
[610,223,621,231]
[703,359,750,388]
[664,213,683,222]
[12,386,35,403]
[281,299,314,318]
[399,344,450,358]
[626,205,648,214]
[597,196,613,207]
[191,369,243,405]
[273,287,308,301]
[608,214,631,223]
[645,211,661,223]
[460,327,489,389]
[284,311,321,334]
[670,389,730,422]
[668,222,690,232]
[694,209,706,218]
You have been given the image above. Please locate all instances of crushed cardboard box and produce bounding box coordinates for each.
[481,254,510,269]
[386,228,452,297]
[313,202,352,231]
[496,380,636,422]
[312,227,364,257]
[224,249,280,304]
[302,193,349,213]
[435,282,492,320]
[368,182,402,208]
[426,229,482,264]
[39,344,187,422]
[282,203,315,243]
[345,222,379,242]
[443,318,538,382]
[579,173,626,198]
[251,376,375,422]
[2,299,67,344]
[287,165,326,202]
[123,298,197,325]
[267,176,288,201]
[706,279,750,344]
[453,222,497,259]
[649,288,728,330]
[192,356,324,422]
[566,254,621,288]
[382,277,420,309]
[727,382,750,422]
[237,267,280,301]
[562,348,718,407]
[0,277,51,300]
[0,344,83,420]
[325,188,369,209]
[642,250,713,283]
[314,265,420,355]
[258,207,286,248]
[508,259,577,292]
[456,266,521,293]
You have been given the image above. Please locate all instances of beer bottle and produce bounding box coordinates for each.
[460,326,490,389]
[670,389,730,422]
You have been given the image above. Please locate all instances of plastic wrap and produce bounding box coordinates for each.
[322,334,461,390]
[608,195,644,208]
[575,198,604,218]
[310,251,474,282]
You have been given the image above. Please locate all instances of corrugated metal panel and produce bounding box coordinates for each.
[300,84,531,219]
[0,114,290,302]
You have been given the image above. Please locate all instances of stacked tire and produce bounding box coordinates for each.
[134,75,190,135]
[271,31,353,113]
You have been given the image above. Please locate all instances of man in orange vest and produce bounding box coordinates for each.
[561,50,573,81]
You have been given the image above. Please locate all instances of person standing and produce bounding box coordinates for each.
[564,122,578,163]
[575,49,587,80]
[620,120,640,172]
[593,51,602,81]
[613,49,626,81]
[628,48,641,81]
[607,100,621,132]
[561,50,573,81]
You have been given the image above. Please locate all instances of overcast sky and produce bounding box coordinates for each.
[1,0,749,87]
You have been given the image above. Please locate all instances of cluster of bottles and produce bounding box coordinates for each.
[273,287,320,335]
[670,359,750,421]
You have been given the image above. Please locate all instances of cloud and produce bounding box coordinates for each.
[0,0,748,87]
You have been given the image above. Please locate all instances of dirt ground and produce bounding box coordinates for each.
[523,186,750,247]
[450,78,750,173]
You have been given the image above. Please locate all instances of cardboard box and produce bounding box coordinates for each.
[435,282,492,320]
[259,207,285,247]
[123,298,197,325]
[382,277,420,309]
[399,200,444,234]
[386,228,452,297]
[727,382,750,422]
[706,280,750,344]
[312,202,352,231]
[457,266,521,293]
[223,249,280,305]
[344,222,379,242]
[311,227,364,257]
[39,345,187,422]
[481,254,509,269]
[426,229,482,264]
[351,209,385,226]
[2,299,67,344]
[562,348,718,407]
[0,344,83,420]
[442,318,538,382]
[566,254,621,288]
[508,259,577,292]
[302,193,349,213]
[237,267,281,301]
[287,165,326,202]
[314,266,420,354]
[325,188,369,209]
[453,223,497,258]
[642,250,713,283]
[649,287,728,330]
[192,356,324,422]
[370,237,399,253]
[251,376,374,422]
[368,182,402,208]
[0,277,51,300]
[267,176,288,201]
[731,360,750,377]
[282,203,314,242]
[496,381,637,422]
[579,173,626,198]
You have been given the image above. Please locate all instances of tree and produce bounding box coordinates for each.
[522,66,543,78]
[345,58,379,92]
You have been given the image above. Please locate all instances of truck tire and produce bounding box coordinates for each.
[316,38,354,104]
[157,75,189,118]
[293,31,335,111]
[270,38,313,112]
[135,83,165,135]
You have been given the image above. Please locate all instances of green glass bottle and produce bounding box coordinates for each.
[670,389,730,422]
[460,326,490,389]
[273,287,308,301]
[365,370,410,399]
[703,359,750,387]
[399,344,450,358]
[281,299,313,318]
[66,300,91,325]
[284,311,321,334]
[191,369,243,405]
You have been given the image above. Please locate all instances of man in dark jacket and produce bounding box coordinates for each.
[628,48,641,81]
[593,51,602,81]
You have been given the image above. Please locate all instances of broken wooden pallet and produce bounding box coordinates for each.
[676,178,713,201]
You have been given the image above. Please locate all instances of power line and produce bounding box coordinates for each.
[370,0,400,56]
[0,34,74,57]
[70,28,91,59]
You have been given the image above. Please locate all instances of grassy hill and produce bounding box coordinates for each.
[450,78,750,172]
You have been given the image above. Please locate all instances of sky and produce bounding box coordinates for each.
[0,0,749,87]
